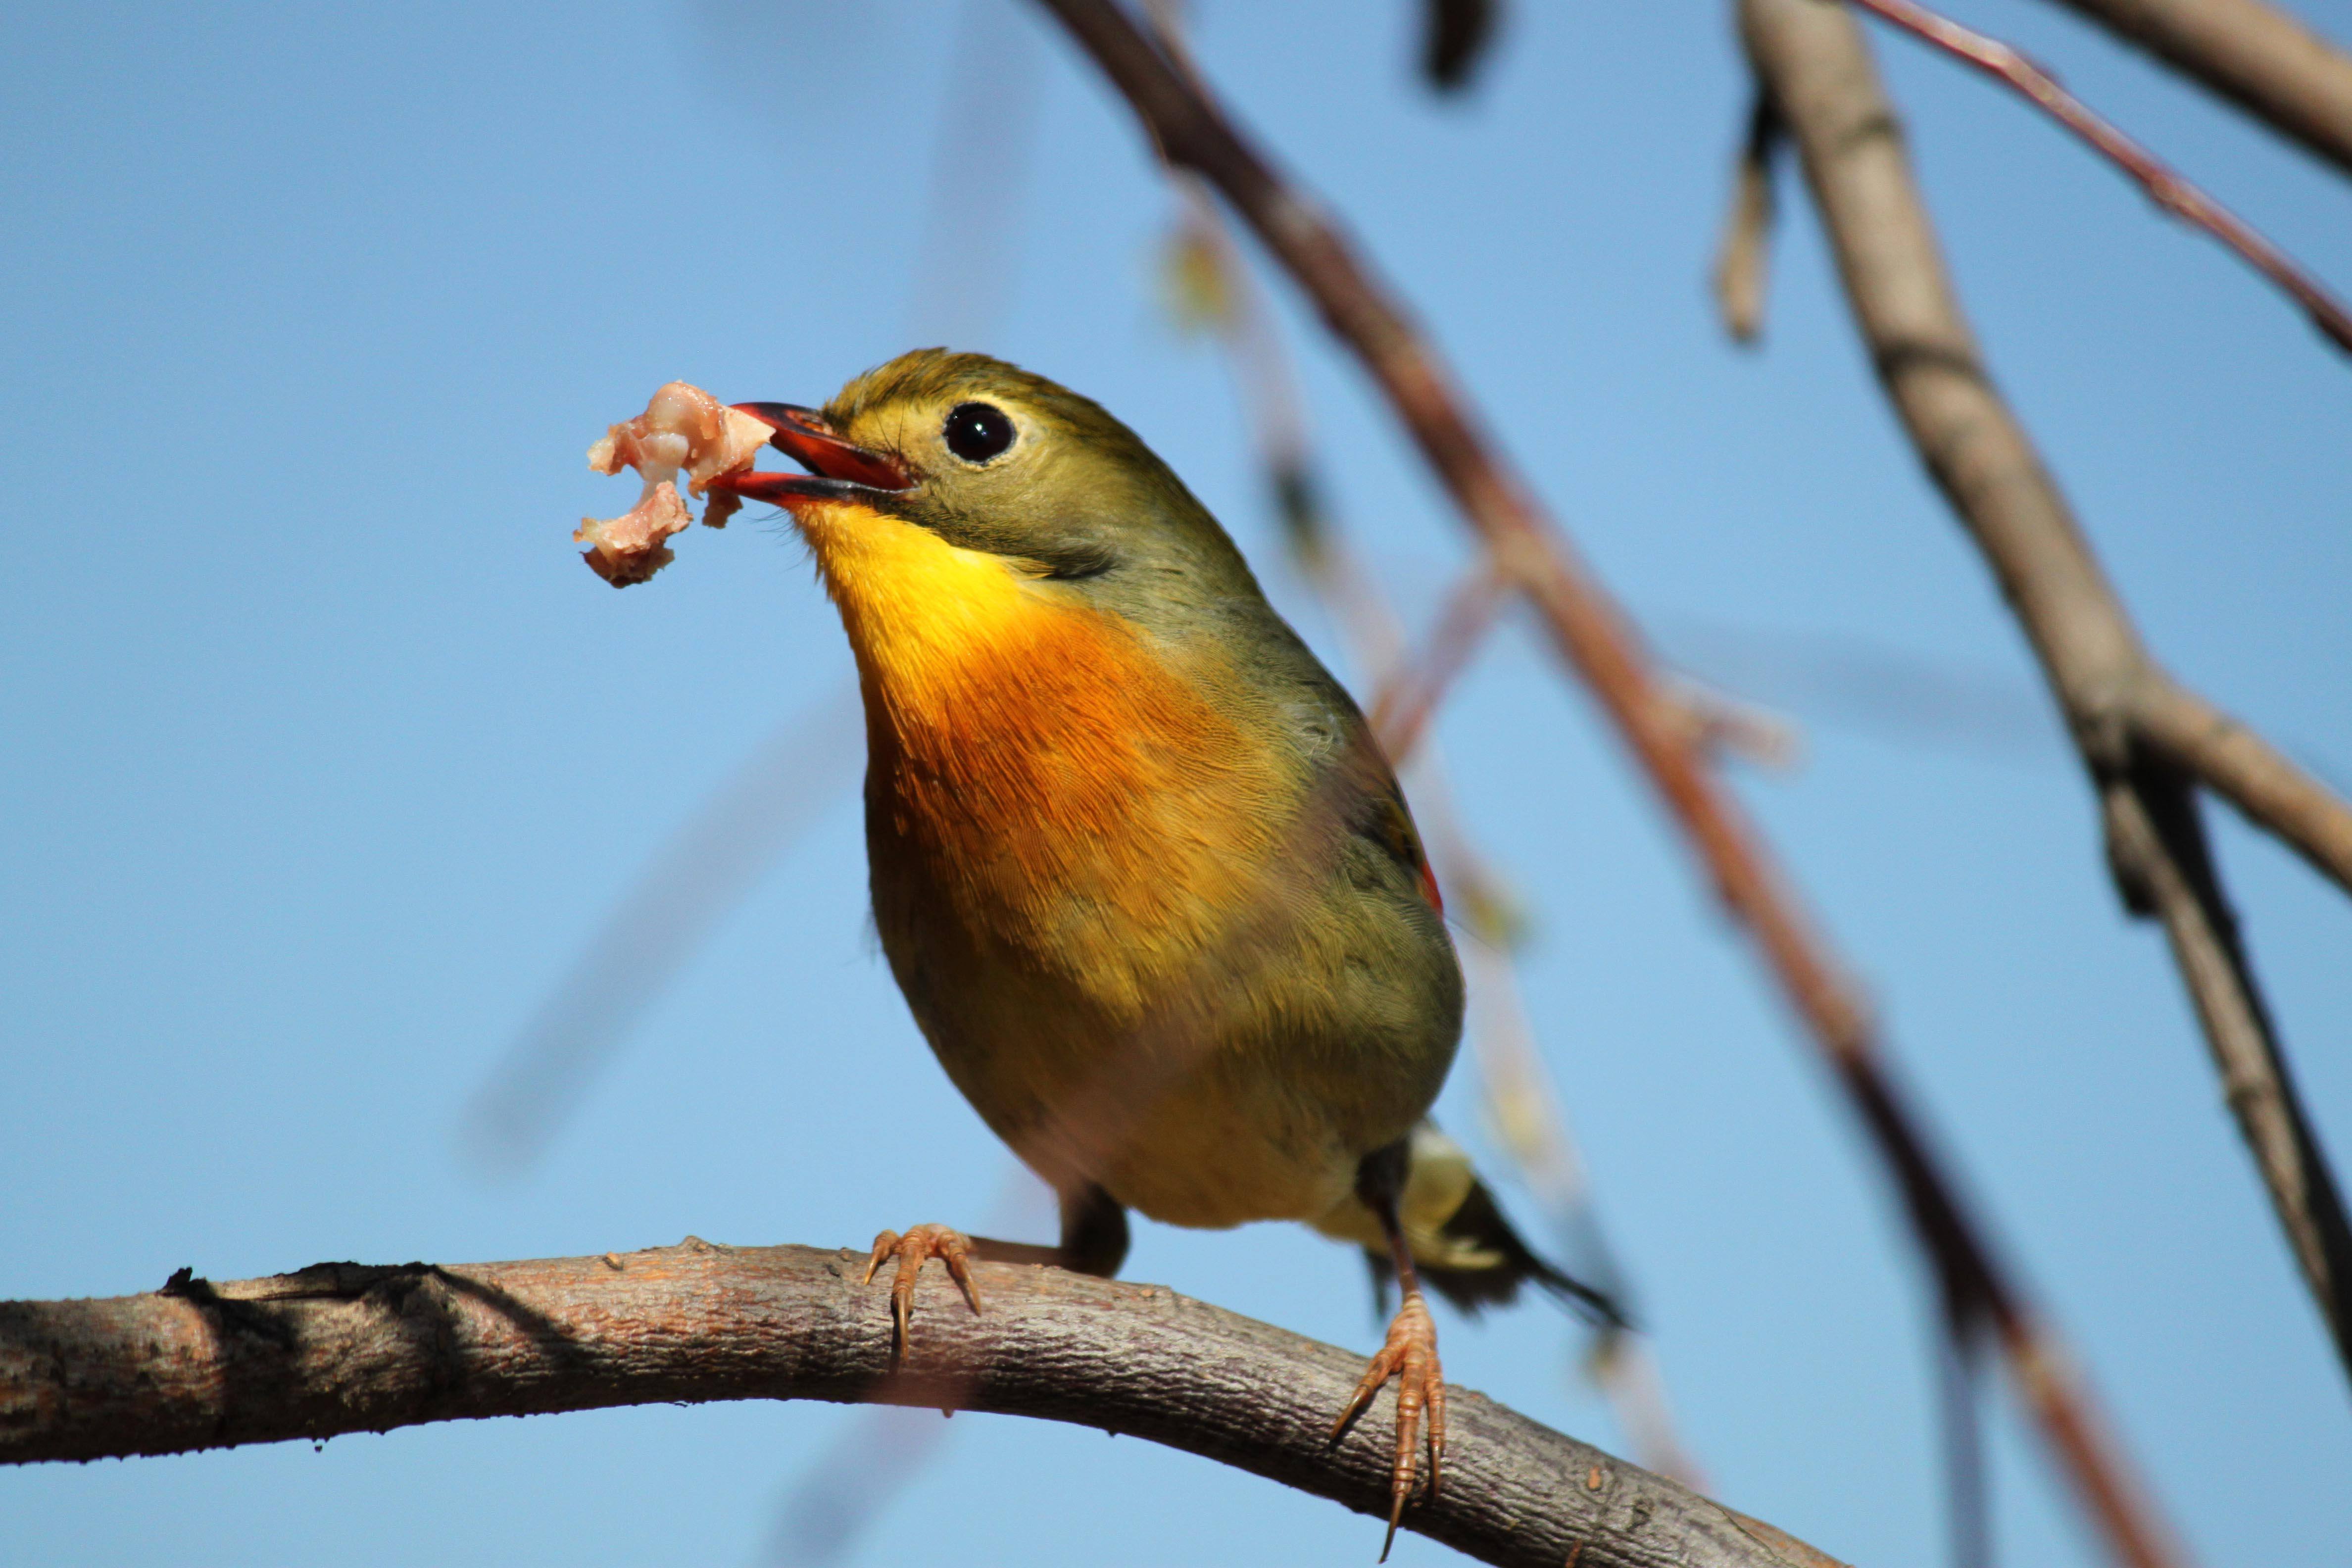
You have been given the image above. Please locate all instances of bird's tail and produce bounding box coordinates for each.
[1312,1122,1626,1326]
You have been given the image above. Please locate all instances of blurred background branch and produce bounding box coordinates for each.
[458,690,862,1178]
[1418,0,1504,95]
[1146,0,1706,1481]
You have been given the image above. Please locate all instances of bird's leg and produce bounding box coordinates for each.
[1330,1143,1446,1562]
[1054,1180,1131,1278]
[860,1186,1127,1357]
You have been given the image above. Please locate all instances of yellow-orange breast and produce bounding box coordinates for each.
[797,497,1290,1008]
[792,497,1439,1227]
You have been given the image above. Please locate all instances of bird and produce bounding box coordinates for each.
[705,349,1617,1554]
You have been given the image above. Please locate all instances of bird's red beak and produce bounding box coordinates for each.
[705,402,914,506]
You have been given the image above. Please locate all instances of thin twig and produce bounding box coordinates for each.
[1455,931,1711,1489]
[1743,0,2352,1432]
[2033,0,2352,180]
[457,689,863,1176]
[1844,0,2352,355]
[1659,675,1806,773]
[1029,6,2193,1568]
[1368,560,1513,766]
[0,1242,1844,1568]
[1371,582,1803,777]
[1714,85,1786,344]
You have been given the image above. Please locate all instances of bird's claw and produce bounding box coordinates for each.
[863,1223,984,1359]
[1330,1290,1446,1561]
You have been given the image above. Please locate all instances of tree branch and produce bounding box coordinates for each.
[2036,0,2352,180]
[0,1241,1840,1568]
[1739,0,2352,1420]
[1029,6,2191,1568]
[1845,0,2352,356]
[2128,673,2352,894]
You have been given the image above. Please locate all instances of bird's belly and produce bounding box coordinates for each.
[872,826,1459,1231]
[1071,1076,1359,1229]
[915,978,1373,1229]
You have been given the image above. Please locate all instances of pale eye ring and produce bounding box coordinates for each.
[942,401,1017,463]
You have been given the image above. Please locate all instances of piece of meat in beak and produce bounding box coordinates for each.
[704,402,914,521]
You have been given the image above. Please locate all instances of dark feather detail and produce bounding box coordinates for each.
[1366,1178,1628,1327]
[1355,783,1443,915]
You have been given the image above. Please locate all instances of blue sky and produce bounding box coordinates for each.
[3,1,2349,1564]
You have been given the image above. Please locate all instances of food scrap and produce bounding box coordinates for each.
[577,382,772,587]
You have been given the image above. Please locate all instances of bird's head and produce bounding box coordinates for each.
[710,349,1261,619]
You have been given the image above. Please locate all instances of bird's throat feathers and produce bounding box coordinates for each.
[797,498,1285,946]
[796,498,1058,706]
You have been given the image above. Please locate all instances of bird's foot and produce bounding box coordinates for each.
[1330,1289,1446,1562]
[863,1224,984,1359]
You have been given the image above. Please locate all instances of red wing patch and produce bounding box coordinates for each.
[1368,785,1443,915]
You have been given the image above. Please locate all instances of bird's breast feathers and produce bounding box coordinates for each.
[801,496,1292,1005]
[797,492,1458,1226]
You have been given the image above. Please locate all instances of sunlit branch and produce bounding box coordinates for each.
[0,1243,1842,1568]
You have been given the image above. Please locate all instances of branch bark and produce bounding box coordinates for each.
[0,1241,1839,1568]
[1029,6,2191,1568]
[2036,0,2352,180]
[1739,0,2352,1411]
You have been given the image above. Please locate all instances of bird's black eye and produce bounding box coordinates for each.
[942,401,1017,464]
